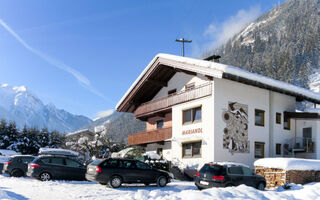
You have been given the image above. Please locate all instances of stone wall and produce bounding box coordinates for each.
[255,166,320,189]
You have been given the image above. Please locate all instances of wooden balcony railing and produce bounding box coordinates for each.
[134,82,212,118]
[128,127,172,145]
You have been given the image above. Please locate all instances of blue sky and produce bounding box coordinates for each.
[0,0,284,119]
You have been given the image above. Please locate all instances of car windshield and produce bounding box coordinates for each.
[200,164,225,175]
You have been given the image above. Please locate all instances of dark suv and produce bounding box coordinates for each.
[27,155,86,181]
[195,162,266,190]
[86,158,173,188]
[2,155,35,177]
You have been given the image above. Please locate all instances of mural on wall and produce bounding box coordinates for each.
[222,102,249,153]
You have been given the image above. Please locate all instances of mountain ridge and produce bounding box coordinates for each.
[0,83,92,133]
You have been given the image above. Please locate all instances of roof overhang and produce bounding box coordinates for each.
[284,112,320,119]
[116,54,320,113]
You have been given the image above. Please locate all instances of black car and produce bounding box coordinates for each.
[85,158,173,188]
[26,155,86,181]
[2,155,35,177]
[195,162,266,190]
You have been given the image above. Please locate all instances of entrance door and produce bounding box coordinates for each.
[303,127,312,151]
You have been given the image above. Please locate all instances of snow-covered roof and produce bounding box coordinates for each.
[254,158,320,171]
[39,148,79,157]
[210,161,250,168]
[116,53,320,110]
[66,129,94,137]
[0,149,20,156]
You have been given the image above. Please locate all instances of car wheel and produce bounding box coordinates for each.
[257,182,265,191]
[10,169,23,177]
[156,176,167,187]
[108,176,122,188]
[39,172,51,181]
[196,185,203,190]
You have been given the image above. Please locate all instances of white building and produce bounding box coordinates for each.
[116,53,320,169]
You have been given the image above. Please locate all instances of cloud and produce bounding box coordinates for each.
[0,19,110,101]
[94,109,114,121]
[202,5,261,50]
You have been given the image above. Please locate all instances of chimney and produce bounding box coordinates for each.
[204,55,221,63]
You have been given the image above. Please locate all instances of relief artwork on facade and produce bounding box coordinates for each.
[222,102,249,153]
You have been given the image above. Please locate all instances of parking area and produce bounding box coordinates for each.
[1,175,320,200]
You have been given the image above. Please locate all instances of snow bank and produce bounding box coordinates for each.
[254,158,320,171]
[1,176,320,200]
[111,147,134,158]
[143,152,161,160]
[39,148,79,157]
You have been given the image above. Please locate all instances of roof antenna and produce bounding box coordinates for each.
[175,38,192,57]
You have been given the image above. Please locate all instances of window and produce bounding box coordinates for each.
[102,160,118,168]
[65,159,81,167]
[284,115,290,130]
[183,106,202,124]
[255,142,265,158]
[276,113,281,124]
[168,89,177,95]
[276,143,281,155]
[136,162,151,169]
[242,167,253,176]
[185,83,195,91]
[157,148,163,156]
[255,109,265,126]
[228,167,243,175]
[182,141,201,158]
[156,120,164,129]
[20,157,34,163]
[51,158,64,166]
[119,160,135,169]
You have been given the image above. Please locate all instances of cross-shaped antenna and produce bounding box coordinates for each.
[175,38,192,57]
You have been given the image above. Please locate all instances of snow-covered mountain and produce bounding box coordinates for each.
[0,83,92,133]
[205,0,320,89]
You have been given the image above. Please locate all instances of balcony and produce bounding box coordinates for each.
[134,82,212,118]
[128,127,172,146]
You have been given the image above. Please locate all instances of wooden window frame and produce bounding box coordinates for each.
[254,142,265,158]
[276,112,281,124]
[182,140,202,158]
[182,106,202,125]
[255,109,265,127]
[284,114,290,130]
[168,89,177,96]
[156,119,164,129]
[185,82,195,91]
[276,143,281,155]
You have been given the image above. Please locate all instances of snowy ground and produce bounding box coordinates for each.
[1,175,320,200]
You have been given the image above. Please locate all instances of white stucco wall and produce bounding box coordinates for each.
[269,92,296,157]
[214,78,271,168]
[171,94,214,169]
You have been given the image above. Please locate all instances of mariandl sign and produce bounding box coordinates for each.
[182,128,202,135]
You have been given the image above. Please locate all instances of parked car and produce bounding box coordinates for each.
[85,158,173,188]
[26,155,86,181]
[0,149,20,174]
[195,162,266,190]
[2,155,35,177]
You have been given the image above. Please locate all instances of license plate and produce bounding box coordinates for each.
[88,168,93,172]
[200,181,209,185]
